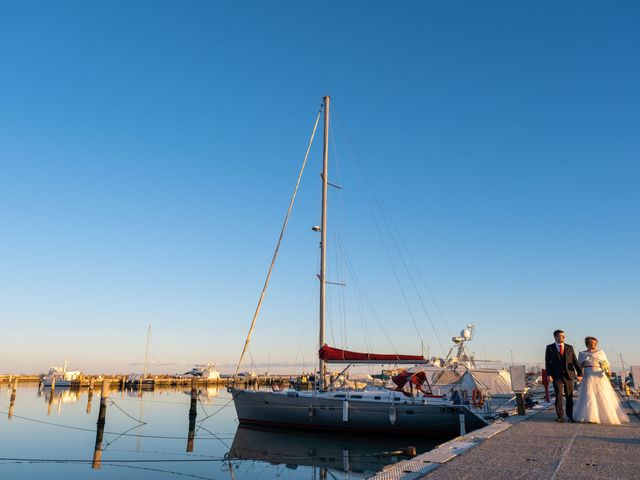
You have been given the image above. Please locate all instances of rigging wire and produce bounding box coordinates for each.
[333,106,448,355]
[234,102,324,377]
[366,200,426,348]
[193,423,231,450]
[107,398,148,426]
[326,285,337,347]
[381,210,453,339]
[329,116,349,351]
[196,396,235,423]
[293,280,319,369]
[337,237,400,353]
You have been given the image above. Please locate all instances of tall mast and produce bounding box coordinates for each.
[319,95,330,389]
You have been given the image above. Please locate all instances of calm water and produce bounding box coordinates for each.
[1,384,444,479]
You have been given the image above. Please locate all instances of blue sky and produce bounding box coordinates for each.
[1,1,638,374]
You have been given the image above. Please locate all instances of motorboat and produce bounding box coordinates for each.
[41,360,82,387]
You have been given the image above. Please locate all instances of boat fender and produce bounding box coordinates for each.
[471,387,485,407]
[308,406,315,417]
[389,406,397,425]
[342,400,349,422]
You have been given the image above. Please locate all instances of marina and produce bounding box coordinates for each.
[0,382,450,479]
[2,2,639,479]
[2,380,638,479]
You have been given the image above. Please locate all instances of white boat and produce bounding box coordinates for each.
[183,363,221,381]
[427,324,515,403]
[230,97,491,436]
[41,360,82,387]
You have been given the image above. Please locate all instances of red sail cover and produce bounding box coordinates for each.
[319,344,429,364]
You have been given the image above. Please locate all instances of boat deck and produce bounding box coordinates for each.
[372,400,639,480]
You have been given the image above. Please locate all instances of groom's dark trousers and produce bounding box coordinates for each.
[545,343,582,421]
[552,377,574,420]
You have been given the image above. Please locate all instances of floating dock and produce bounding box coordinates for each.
[373,401,639,480]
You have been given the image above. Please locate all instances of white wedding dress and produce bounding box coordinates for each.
[574,349,630,425]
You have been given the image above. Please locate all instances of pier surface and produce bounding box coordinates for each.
[374,403,639,480]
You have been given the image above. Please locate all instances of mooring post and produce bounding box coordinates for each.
[47,377,56,415]
[187,377,198,452]
[86,377,95,414]
[92,379,110,469]
[8,377,18,419]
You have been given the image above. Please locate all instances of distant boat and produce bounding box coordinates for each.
[42,360,82,387]
[125,325,155,388]
[124,373,155,389]
[183,363,221,381]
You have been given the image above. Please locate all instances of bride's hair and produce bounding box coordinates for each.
[584,336,598,346]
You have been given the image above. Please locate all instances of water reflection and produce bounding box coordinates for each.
[92,380,110,469]
[8,379,18,419]
[228,426,437,477]
[187,378,198,452]
[40,386,82,415]
[1,384,448,479]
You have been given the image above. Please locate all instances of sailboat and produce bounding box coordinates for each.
[125,325,155,389]
[230,96,489,436]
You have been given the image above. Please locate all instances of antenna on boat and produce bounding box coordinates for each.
[319,95,330,390]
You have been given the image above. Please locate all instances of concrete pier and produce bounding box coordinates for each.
[373,402,639,480]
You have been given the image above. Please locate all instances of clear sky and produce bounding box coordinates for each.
[1,1,638,375]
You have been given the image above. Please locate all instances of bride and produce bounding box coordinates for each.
[574,336,630,425]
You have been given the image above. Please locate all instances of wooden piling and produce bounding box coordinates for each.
[92,379,110,469]
[86,377,95,414]
[8,377,18,419]
[187,377,198,452]
[47,377,55,415]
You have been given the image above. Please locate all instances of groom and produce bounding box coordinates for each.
[545,329,582,423]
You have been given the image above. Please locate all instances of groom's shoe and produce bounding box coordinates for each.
[568,417,575,423]
[555,418,564,423]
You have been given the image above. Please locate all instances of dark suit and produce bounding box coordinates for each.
[545,343,582,420]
